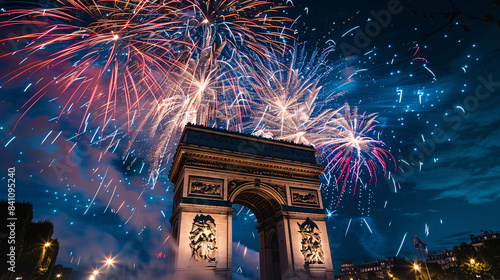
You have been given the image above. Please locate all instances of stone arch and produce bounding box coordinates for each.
[229,182,286,222]
[230,183,288,279]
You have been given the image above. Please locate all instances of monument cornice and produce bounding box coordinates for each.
[170,147,323,183]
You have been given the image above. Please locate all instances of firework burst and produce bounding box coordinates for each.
[315,103,395,206]
[249,46,342,144]
[183,0,294,55]
[0,0,187,133]
[1,0,394,204]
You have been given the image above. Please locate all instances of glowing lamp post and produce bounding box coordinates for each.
[413,264,420,280]
[104,258,114,280]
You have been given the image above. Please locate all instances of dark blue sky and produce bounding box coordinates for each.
[1,0,500,278]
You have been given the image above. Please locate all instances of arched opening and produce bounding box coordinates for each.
[232,205,259,279]
[230,183,286,280]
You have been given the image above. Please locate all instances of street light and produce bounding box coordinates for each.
[56,274,61,278]
[413,264,420,280]
[106,258,113,265]
[44,242,51,247]
[470,259,475,264]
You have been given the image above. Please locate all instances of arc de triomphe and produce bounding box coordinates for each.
[167,124,334,279]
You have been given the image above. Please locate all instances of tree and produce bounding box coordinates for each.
[0,201,59,280]
[443,266,469,280]
[480,239,500,277]
[420,262,447,280]
[453,242,492,278]
[390,262,416,280]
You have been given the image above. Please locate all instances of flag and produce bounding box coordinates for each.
[413,237,419,249]
[415,235,429,257]
[416,236,427,247]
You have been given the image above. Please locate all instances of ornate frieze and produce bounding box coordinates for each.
[174,154,319,183]
[189,214,217,263]
[298,218,325,265]
[290,188,320,207]
[188,176,224,199]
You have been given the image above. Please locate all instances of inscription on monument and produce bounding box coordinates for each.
[290,187,320,207]
[298,218,325,265]
[188,176,223,199]
[189,214,217,263]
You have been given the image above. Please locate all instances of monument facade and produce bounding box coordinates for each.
[167,124,334,279]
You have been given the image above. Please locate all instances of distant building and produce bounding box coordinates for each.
[337,230,499,279]
[469,230,500,249]
[427,249,457,270]
[339,257,407,280]
[339,261,360,279]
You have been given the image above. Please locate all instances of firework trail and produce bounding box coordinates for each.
[396,232,407,257]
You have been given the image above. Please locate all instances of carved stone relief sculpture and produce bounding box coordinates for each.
[190,181,221,195]
[188,176,223,198]
[189,214,217,262]
[291,188,320,207]
[298,218,325,265]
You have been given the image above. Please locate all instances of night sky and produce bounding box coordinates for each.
[1,0,500,279]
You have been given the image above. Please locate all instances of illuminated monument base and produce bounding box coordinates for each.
[167,124,334,279]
